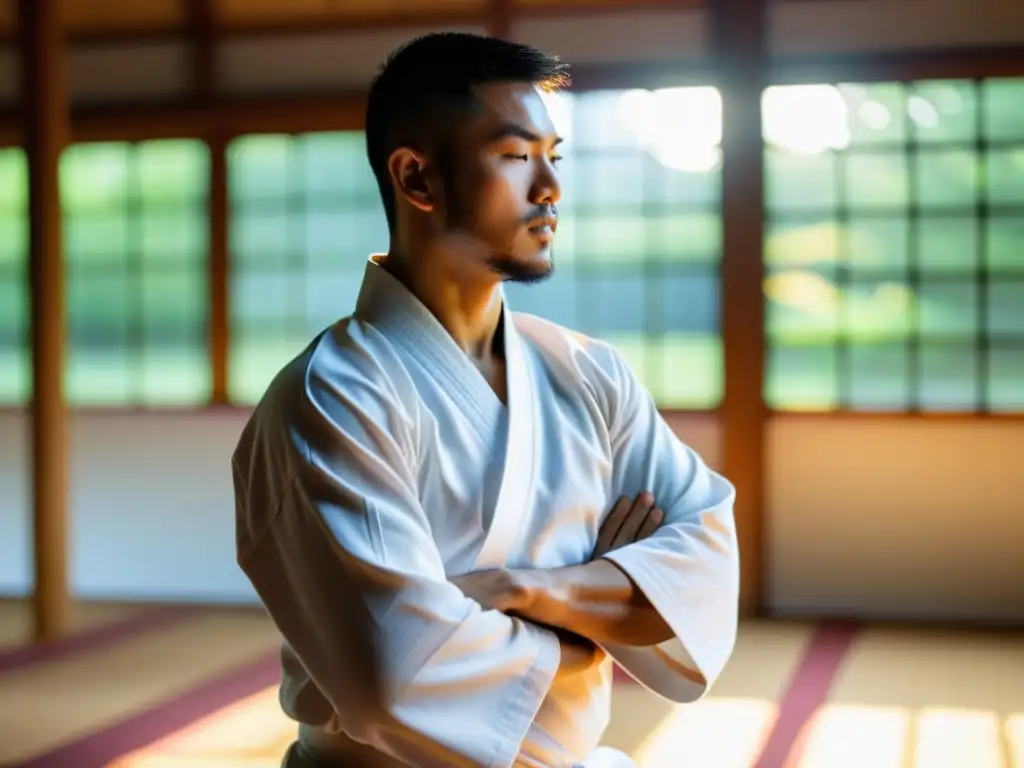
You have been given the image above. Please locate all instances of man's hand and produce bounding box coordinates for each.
[592,493,663,559]
[451,568,532,613]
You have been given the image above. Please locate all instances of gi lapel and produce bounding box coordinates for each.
[473,305,539,570]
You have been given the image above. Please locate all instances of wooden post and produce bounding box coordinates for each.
[188,0,229,405]
[21,0,71,641]
[712,0,769,616]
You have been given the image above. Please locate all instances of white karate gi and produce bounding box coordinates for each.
[233,255,739,768]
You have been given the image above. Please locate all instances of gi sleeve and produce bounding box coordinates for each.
[597,347,740,703]
[234,360,560,768]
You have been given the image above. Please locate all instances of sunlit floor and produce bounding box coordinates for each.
[0,601,1022,768]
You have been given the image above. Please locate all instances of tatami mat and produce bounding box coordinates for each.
[789,627,1024,768]
[0,611,282,765]
[0,601,141,651]
[1,608,1021,768]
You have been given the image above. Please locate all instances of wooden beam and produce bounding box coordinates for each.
[712,0,769,617]
[0,0,697,44]
[187,0,229,405]
[20,0,71,641]
[487,0,516,39]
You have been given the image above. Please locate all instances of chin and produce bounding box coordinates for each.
[491,249,554,285]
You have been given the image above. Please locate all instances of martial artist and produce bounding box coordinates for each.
[232,31,740,768]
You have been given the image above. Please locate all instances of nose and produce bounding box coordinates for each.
[530,157,562,206]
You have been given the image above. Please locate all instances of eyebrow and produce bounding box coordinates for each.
[486,122,564,147]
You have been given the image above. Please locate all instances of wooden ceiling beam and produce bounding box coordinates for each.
[0,0,698,45]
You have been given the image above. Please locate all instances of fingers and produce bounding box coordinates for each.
[636,507,663,541]
[593,495,634,557]
[611,493,656,549]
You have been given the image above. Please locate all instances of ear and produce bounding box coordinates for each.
[387,147,435,214]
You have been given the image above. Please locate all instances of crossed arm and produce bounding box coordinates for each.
[452,493,676,660]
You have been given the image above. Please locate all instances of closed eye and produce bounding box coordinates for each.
[504,154,529,162]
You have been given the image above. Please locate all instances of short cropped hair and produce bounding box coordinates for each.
[365,32,569,232]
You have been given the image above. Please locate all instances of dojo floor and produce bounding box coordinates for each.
[1,601,1022,768]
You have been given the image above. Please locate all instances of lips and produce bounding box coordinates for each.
[527,217,557,236]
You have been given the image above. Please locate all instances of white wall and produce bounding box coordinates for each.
[0,409,255,603]
[766,417,1024,624]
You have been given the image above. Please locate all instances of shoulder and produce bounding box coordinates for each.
[234,318,417,479]
[512,312,633,389]
[233,318,418,555]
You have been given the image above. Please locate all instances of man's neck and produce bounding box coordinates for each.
[381,251,505,361]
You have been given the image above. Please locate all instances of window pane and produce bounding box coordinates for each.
[918,279,977,338]
[140,269,209,403]
[912,81,977,143]
[228,135,293,202]
[503,272,578,328]
[765,217,840,268]
[230,208,292,268]
[983,79,1024,141]
[845,275,914,338]
[655,333,722,409]
[914,148,980,208]
[576,269,646,336]
[62,140,209,406]
[988,343,1024,411]
[987,216,1024,273]
[140,209,206,265]
[847,340,908,410]
[299,132,376,197]
[0,148,27,404]
[919,217,977,274]
[988,280,1024,338]
[844,83,908,145]
[765,265,839,341]
[227,131,390,404]
[845,152,908,209]
[64,213,130,269]
[846,216,909,271]
[228,90,725,408]
[919,342,978,410]
[66,271,132,404]
[0,265,27,402]
[136,140,208,204]
[986,149,1024,204]
[766,342,838,410]
[764,150,836,211]
[765,76,1024,413]
[62,143,130,211]
[559,88,723,407]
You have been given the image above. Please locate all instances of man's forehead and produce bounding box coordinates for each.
[468,82,556,136]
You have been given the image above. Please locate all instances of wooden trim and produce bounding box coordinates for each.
[0,94,369,146]
[208,137,229,404]
[0,0,701,44]
[768,410,1024,422]
[21,0,72,643]
[768,46,1024,84]
[714,0,768,618]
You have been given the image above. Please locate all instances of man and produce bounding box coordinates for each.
[232,32,739,768]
